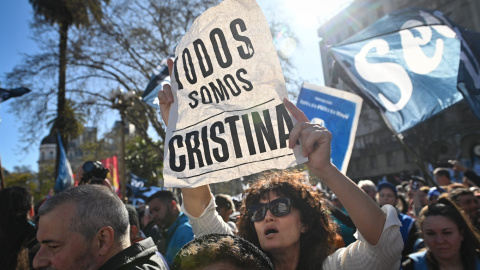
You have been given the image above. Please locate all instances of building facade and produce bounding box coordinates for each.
[317,0,480,183]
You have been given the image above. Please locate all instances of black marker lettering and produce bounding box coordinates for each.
[169,135,185,172]
[210,121,229,162]
[193,39,213,78]
[230,18,254,59]
[210,28,233,69]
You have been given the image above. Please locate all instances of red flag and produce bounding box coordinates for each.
[101,155,121,197]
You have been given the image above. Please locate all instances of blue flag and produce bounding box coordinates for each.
[330,7,477,133]
[142,60,171,109]
[129,172,147,196]
[0,87,31,103]
[54,132,74,192]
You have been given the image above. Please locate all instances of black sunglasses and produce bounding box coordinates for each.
[249,198,291,222]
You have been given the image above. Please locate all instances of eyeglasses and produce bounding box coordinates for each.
[248,198,291,222]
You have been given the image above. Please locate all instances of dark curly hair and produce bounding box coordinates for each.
[236,170,337,269]
[0,186,36,269]
[171,233,274,270]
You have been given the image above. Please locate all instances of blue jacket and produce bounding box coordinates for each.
[165,212,194,265]
[408,250,480,270]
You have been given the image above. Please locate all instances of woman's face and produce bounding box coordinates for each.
[253,191,307,256]
[378,188,397,207]
[422,215,463,261]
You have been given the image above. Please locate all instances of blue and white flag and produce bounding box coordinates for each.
[296,83,362,173]
[130,172,147,189]
[142,60,171,109]
[330,7,478,133]
[54,132,74,192]
[0,87,31,103]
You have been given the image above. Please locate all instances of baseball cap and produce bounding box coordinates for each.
[377,182,398,197]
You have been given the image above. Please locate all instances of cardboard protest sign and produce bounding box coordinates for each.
[163,0,307,187]
[296,83,363,174]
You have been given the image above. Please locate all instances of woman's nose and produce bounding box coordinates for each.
[264,209,275,221]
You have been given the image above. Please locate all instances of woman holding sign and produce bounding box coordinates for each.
[159,59,402,269]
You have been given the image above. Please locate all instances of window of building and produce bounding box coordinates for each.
[404,150,415,163]
[370,156,378,169]
[386,152,395,166]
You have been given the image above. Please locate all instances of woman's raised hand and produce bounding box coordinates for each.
[283,98,333,173]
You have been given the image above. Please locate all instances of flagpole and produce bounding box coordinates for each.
[119,110,127,201]
[0,153,5,190]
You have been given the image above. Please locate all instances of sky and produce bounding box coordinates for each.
[0,0,350,173]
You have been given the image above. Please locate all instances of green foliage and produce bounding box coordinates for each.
[125,136,163,186]
[79,139,116,162]
[4,165,54,203]
[46,99,86,143]
[29,0,109,27]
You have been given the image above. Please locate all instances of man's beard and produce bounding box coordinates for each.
[37,249,96,270]
[158,208,176,230]
[74,249,97,270]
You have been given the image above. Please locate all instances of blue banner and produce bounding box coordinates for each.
[54,132,74,192]
[331,8,468,133]
[296,83,362,173]
[0,87,31,103]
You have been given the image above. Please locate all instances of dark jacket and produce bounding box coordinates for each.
[98,237,168,270]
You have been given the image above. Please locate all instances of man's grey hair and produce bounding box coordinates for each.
[358,179,376,190]
[38,185,129,243]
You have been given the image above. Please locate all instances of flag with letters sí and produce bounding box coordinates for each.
[330,7,480,133]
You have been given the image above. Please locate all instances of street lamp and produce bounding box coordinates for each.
[110,87,135,200]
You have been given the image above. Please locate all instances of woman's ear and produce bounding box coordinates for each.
[301,223,308,233]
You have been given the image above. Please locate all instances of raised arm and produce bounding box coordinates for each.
[284,98,386,245]
[158,59,213,218]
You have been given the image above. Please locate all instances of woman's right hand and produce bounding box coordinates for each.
[157,58,175,126]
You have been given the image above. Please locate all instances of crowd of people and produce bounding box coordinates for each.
[3,58,480,269]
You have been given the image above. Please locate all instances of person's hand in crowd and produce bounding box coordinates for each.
[157,58,175,125]
[450,160,468,173]
[283,98,386,245]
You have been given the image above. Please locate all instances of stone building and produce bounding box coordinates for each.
[38,127,99,173]
[317,0,480,183]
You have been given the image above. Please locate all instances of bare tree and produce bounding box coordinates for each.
[5,0,299,166]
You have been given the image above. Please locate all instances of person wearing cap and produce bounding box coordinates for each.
[215,194,238,234]
[329,193,356,246]
[378,182,419,261]
[427,186,444,204]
